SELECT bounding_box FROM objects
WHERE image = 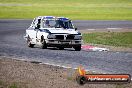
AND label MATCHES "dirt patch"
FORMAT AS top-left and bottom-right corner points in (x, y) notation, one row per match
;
(0, 56), (131, 88)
